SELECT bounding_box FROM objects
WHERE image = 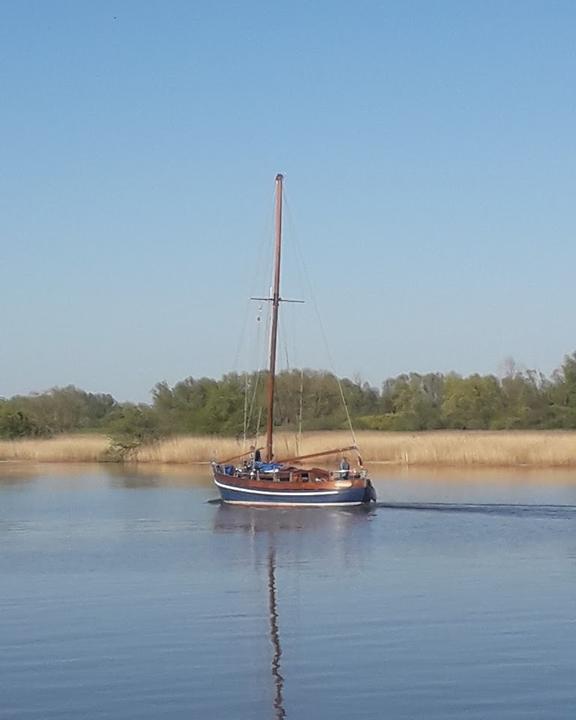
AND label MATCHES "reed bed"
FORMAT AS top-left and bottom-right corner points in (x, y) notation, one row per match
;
(132, 430), (576, 467)
(350, 431), (576, 468)
(1, 430), (576, 467)
(0, 434), (109, 463)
